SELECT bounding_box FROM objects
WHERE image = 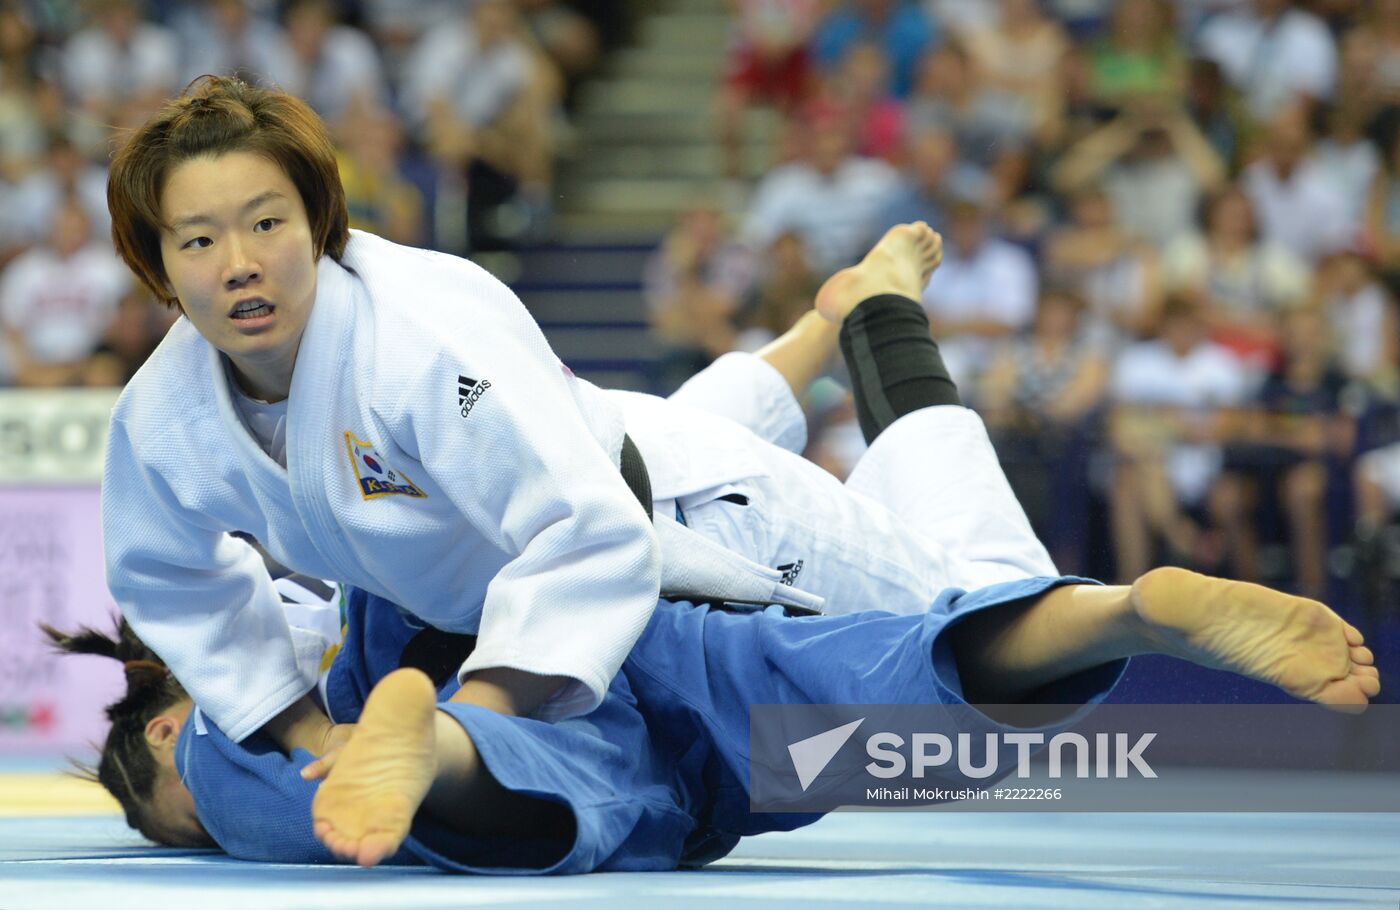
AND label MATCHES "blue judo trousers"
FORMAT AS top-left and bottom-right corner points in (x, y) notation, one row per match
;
(175, 576), (1126, 873)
